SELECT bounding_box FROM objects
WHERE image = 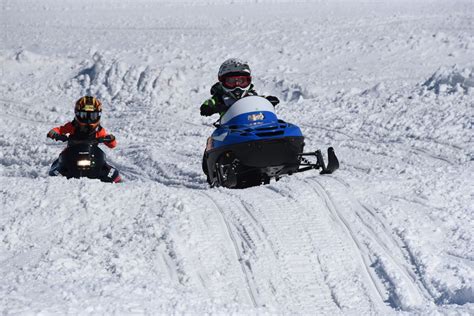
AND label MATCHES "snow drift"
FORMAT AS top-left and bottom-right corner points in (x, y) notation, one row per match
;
(423, 65), (474, 94)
